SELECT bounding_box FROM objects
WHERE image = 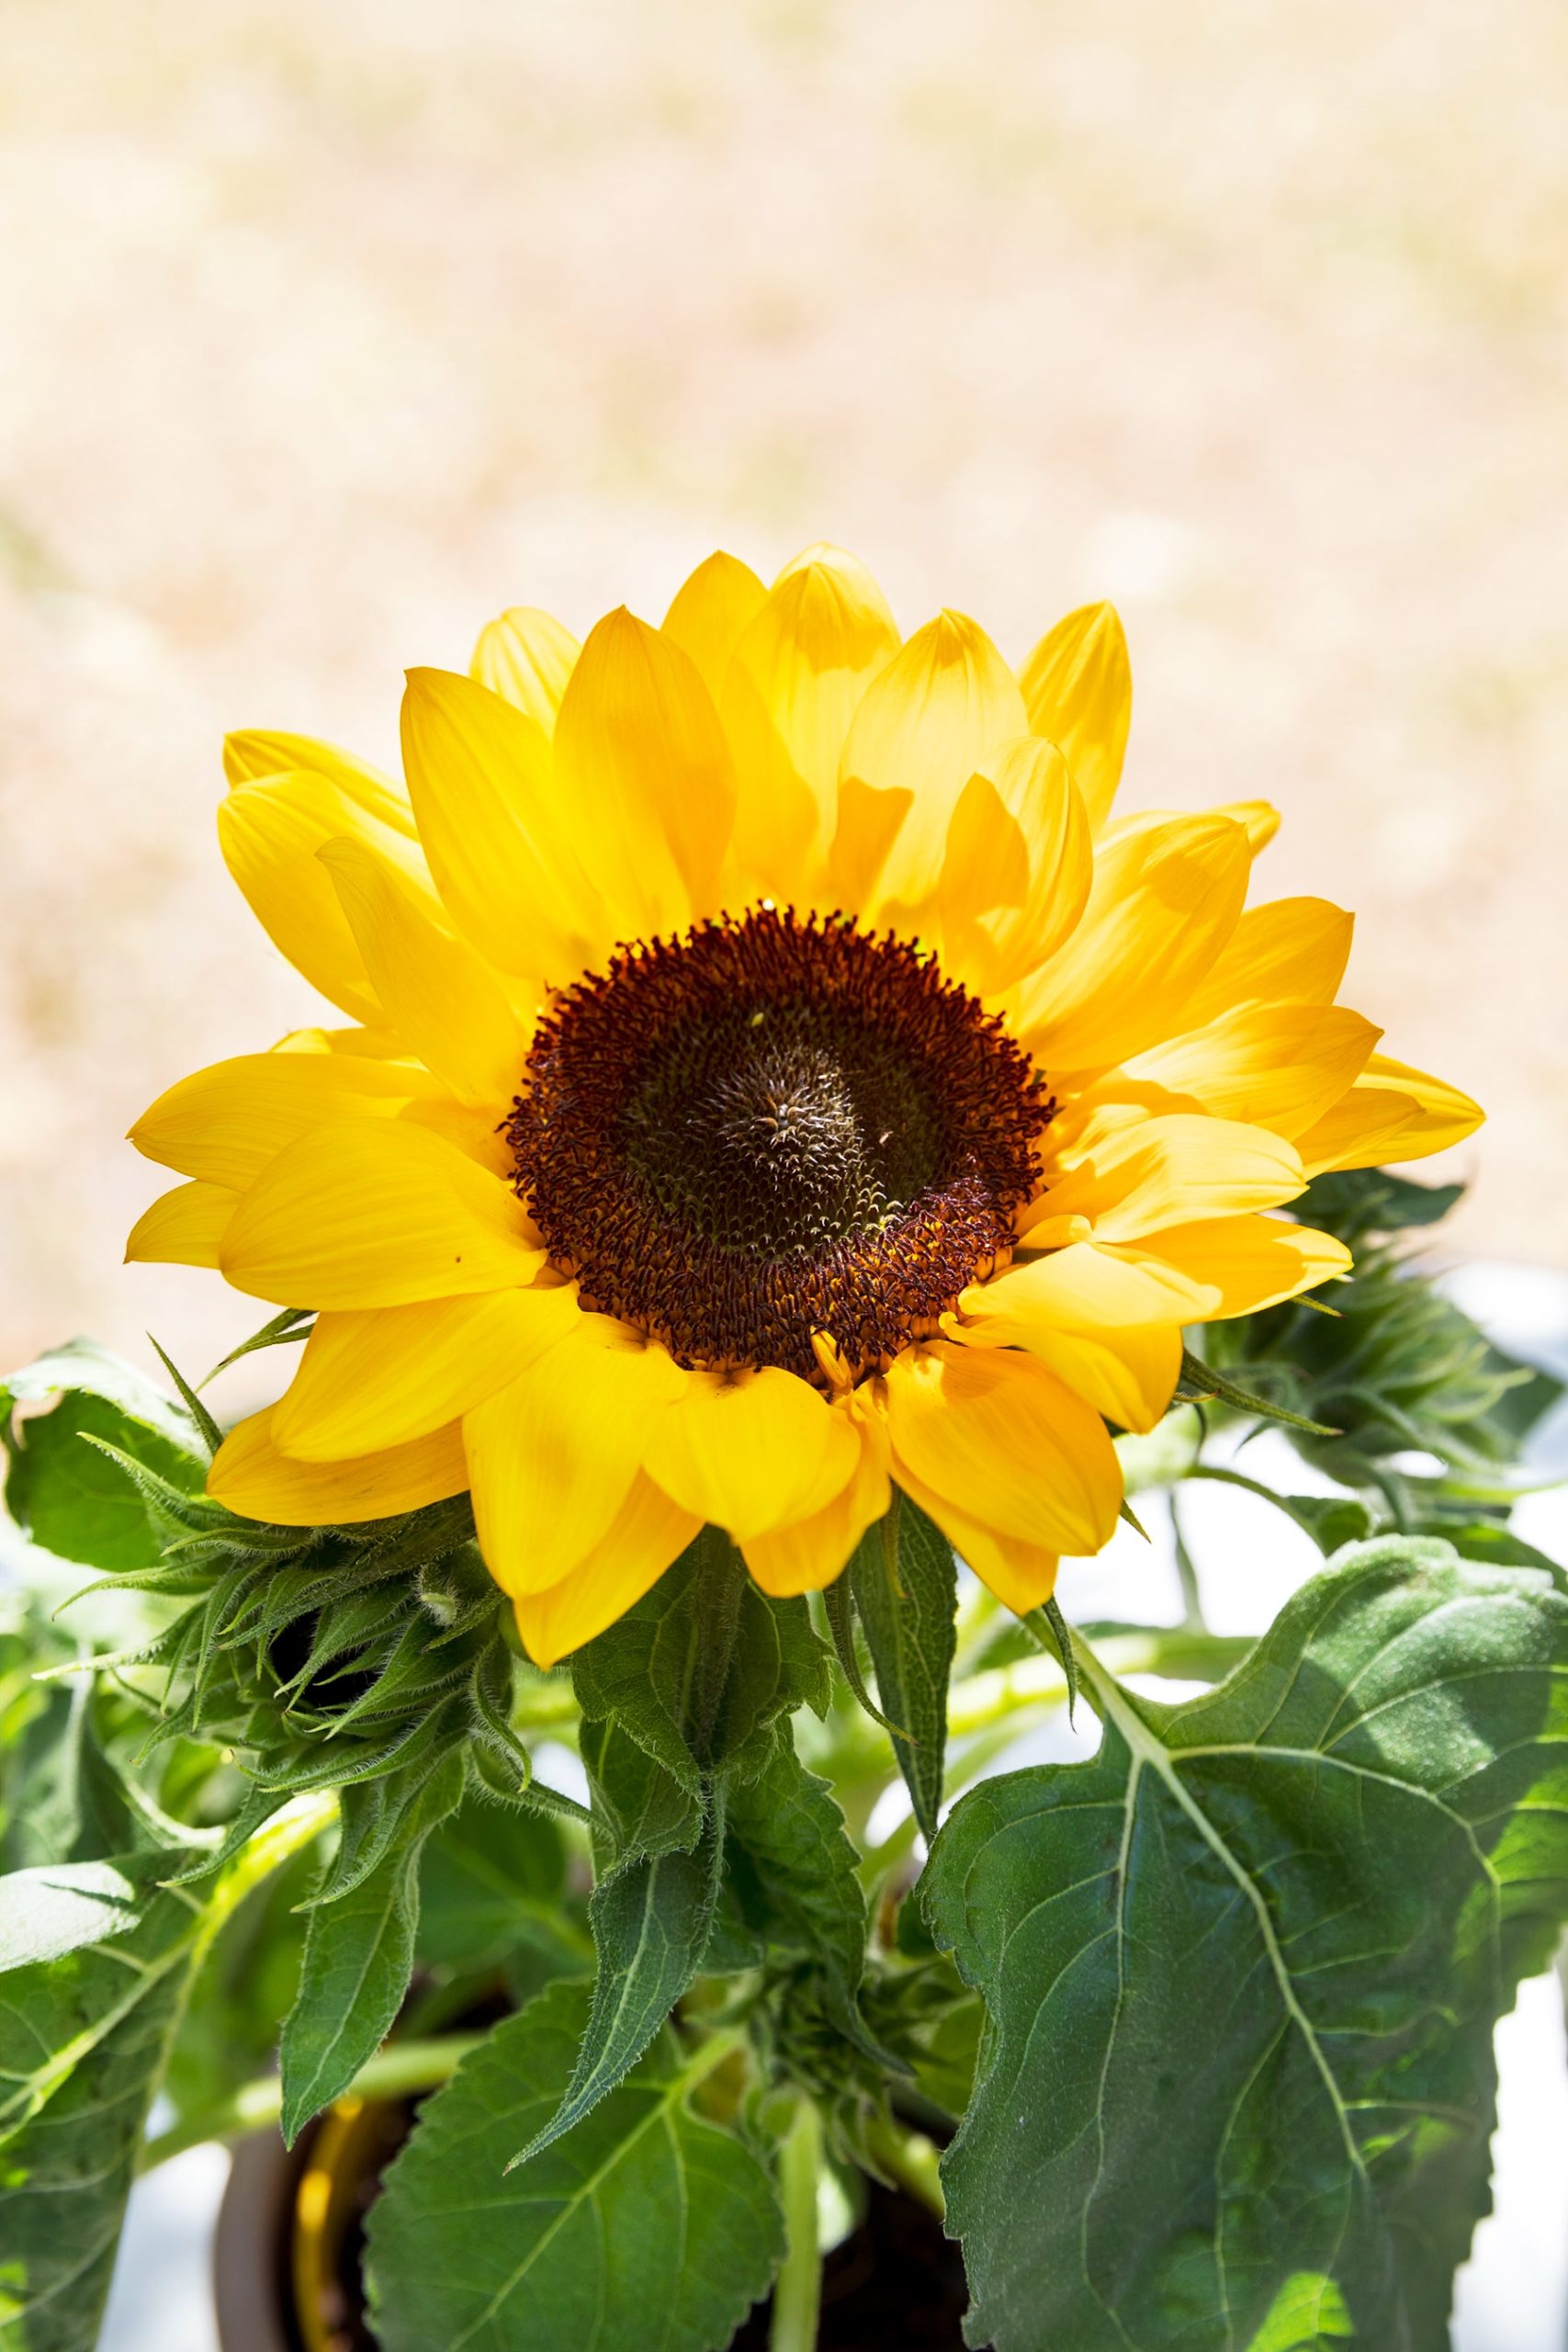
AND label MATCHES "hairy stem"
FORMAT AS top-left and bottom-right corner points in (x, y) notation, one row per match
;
(771, 2095), (825, 2352)
(141, 2031), (481, 2171)
(863, 2113), (946, 2219)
